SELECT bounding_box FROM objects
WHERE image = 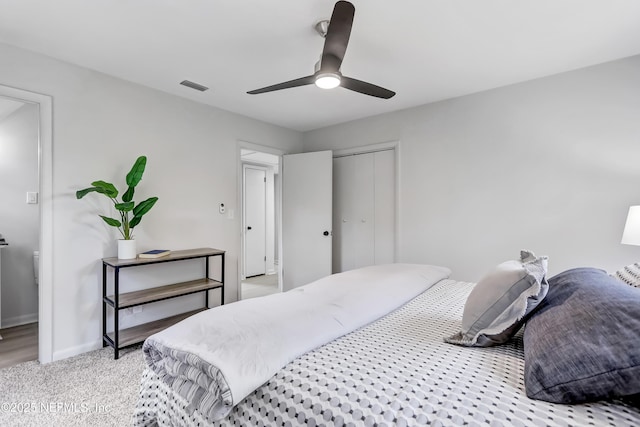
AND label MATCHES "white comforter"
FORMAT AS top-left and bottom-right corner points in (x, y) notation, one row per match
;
(143, 263), (450, 422)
